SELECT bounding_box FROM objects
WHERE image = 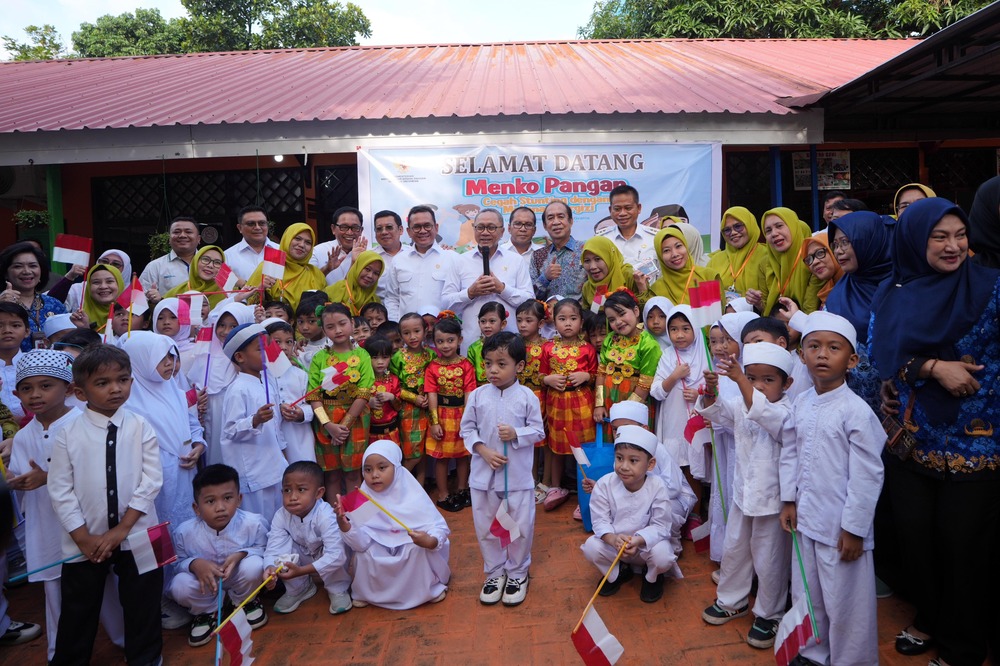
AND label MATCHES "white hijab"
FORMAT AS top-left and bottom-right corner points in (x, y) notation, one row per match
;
(122, 331), (190, 457)
(65, 249), (132, 312)
(642, 296), (674, 352)
(663, 304), (709, 389)
(719, 311), (760, 357)
(153, 297), (193, 357)
(186, 302), (254, 394)
(672, 222), (709, 267)
(358, 440), (449, 548)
